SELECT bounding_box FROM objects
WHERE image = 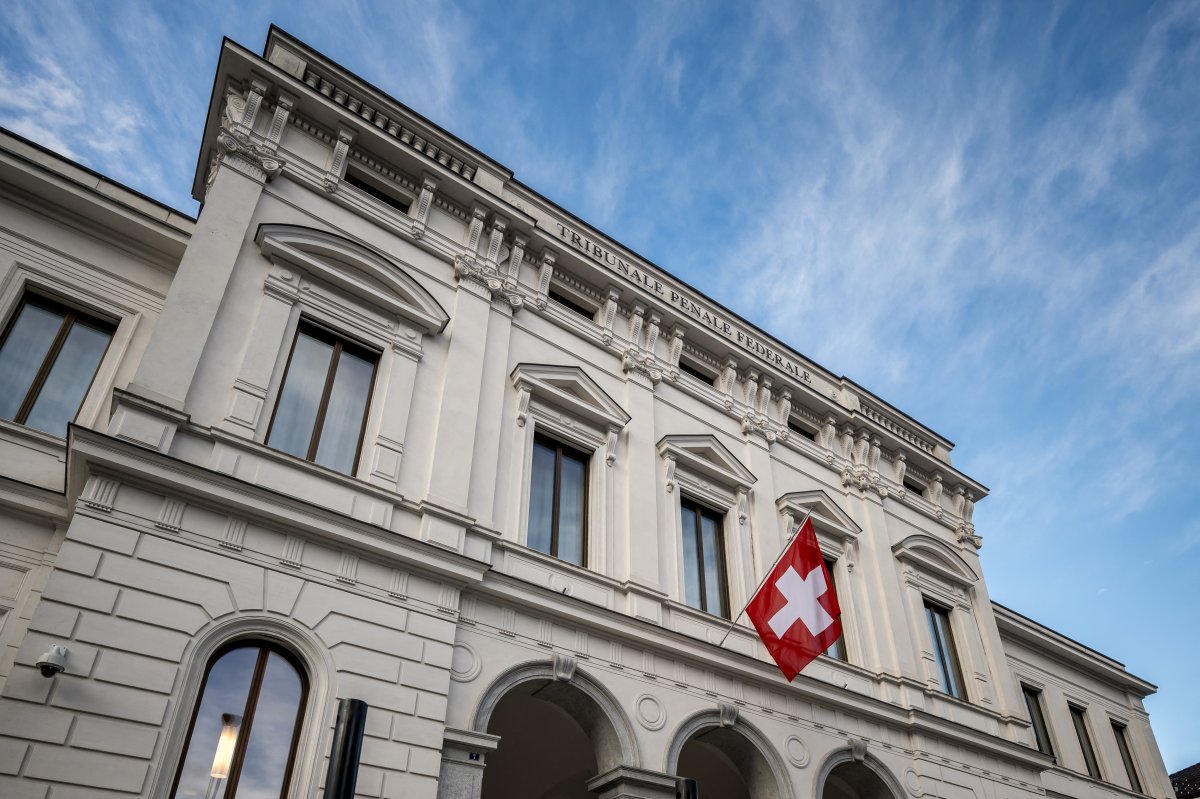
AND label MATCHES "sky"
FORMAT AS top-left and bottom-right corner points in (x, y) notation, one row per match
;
(1, 0), (1197, 775)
